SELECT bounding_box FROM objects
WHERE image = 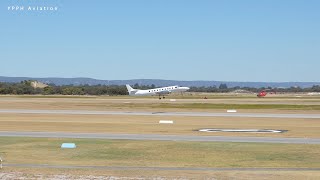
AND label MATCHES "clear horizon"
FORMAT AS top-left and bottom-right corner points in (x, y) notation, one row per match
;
(1, 75), (320, 83)
(1, 0), (319, 82)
